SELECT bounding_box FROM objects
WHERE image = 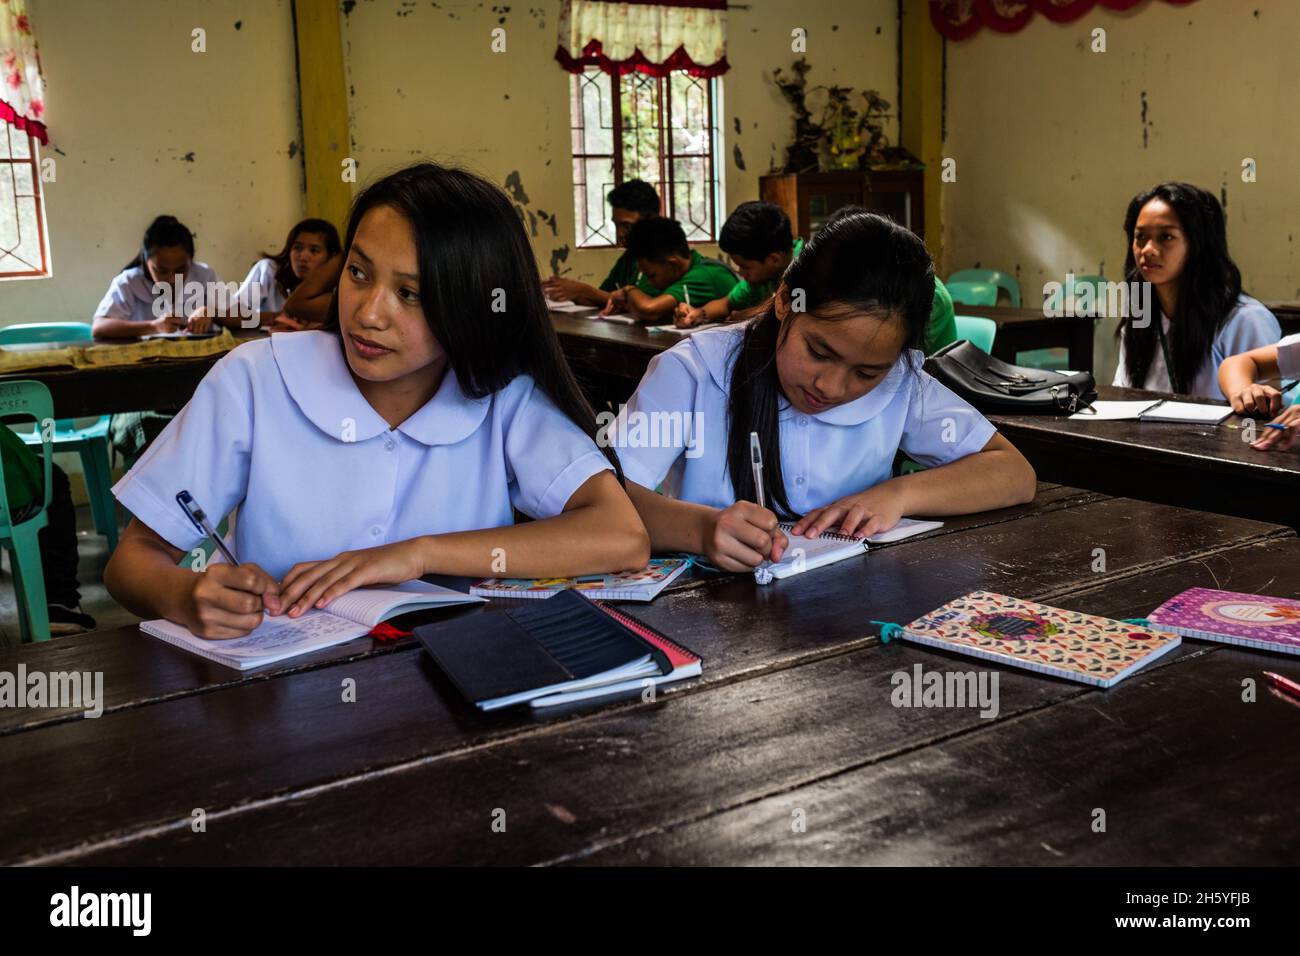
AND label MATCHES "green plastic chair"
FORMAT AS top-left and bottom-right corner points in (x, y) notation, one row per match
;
(948, 268), (1021, 308)
(0, 380), (53, 642)
(0, 322), (117, 553)
(954, 315), (997, 354)
(946, 281), (998, 308)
